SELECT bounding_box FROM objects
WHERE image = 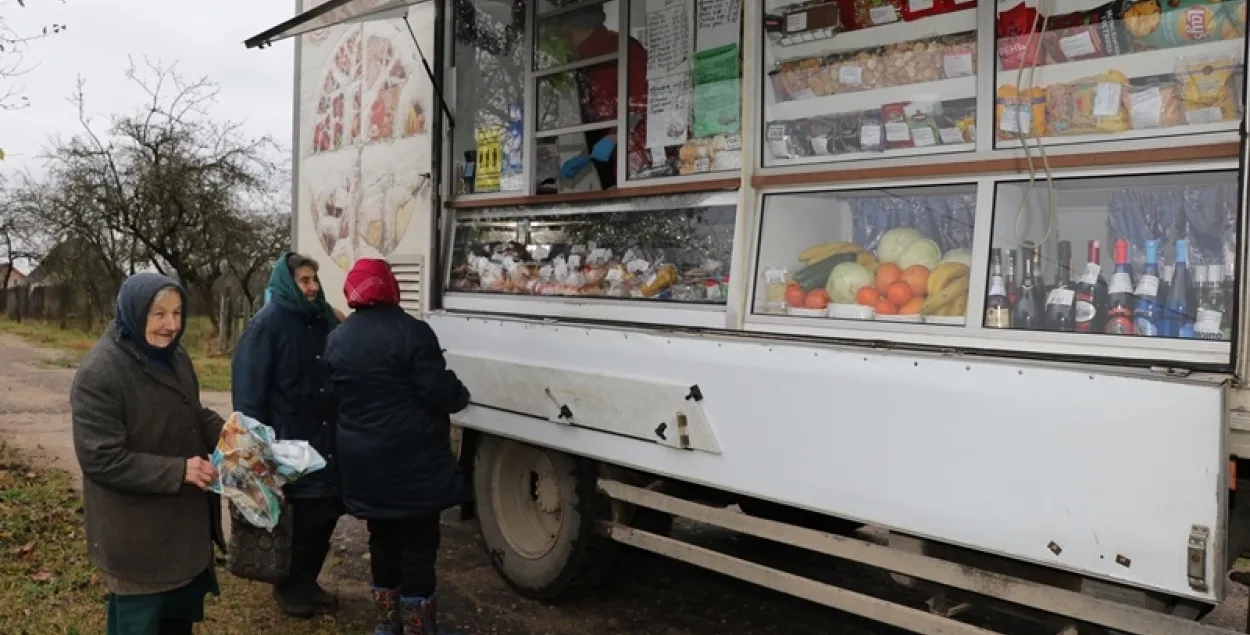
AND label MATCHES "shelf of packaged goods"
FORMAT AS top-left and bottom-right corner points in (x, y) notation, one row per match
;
(768, 75), (978, 121)
(766, 9), (978, 65)
(995, 38), (1246, 88)
(996, 120), (1240, 148)
(765, 142), (975, 167)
